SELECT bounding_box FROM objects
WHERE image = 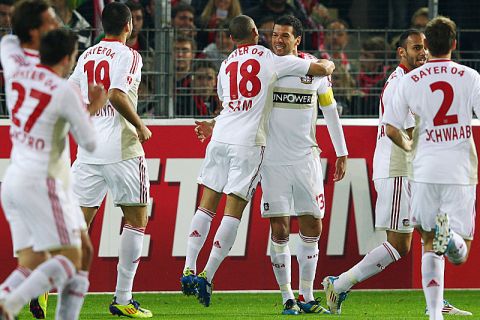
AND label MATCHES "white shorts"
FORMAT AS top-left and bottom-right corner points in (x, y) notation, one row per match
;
(374, 177), (413, 233)
(197, 140), (264, 201)
(72, 156), (150, 207)
(410, 181), (476, 240)
(260, 154), (325, 218)
(1, 168), (85, 252)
